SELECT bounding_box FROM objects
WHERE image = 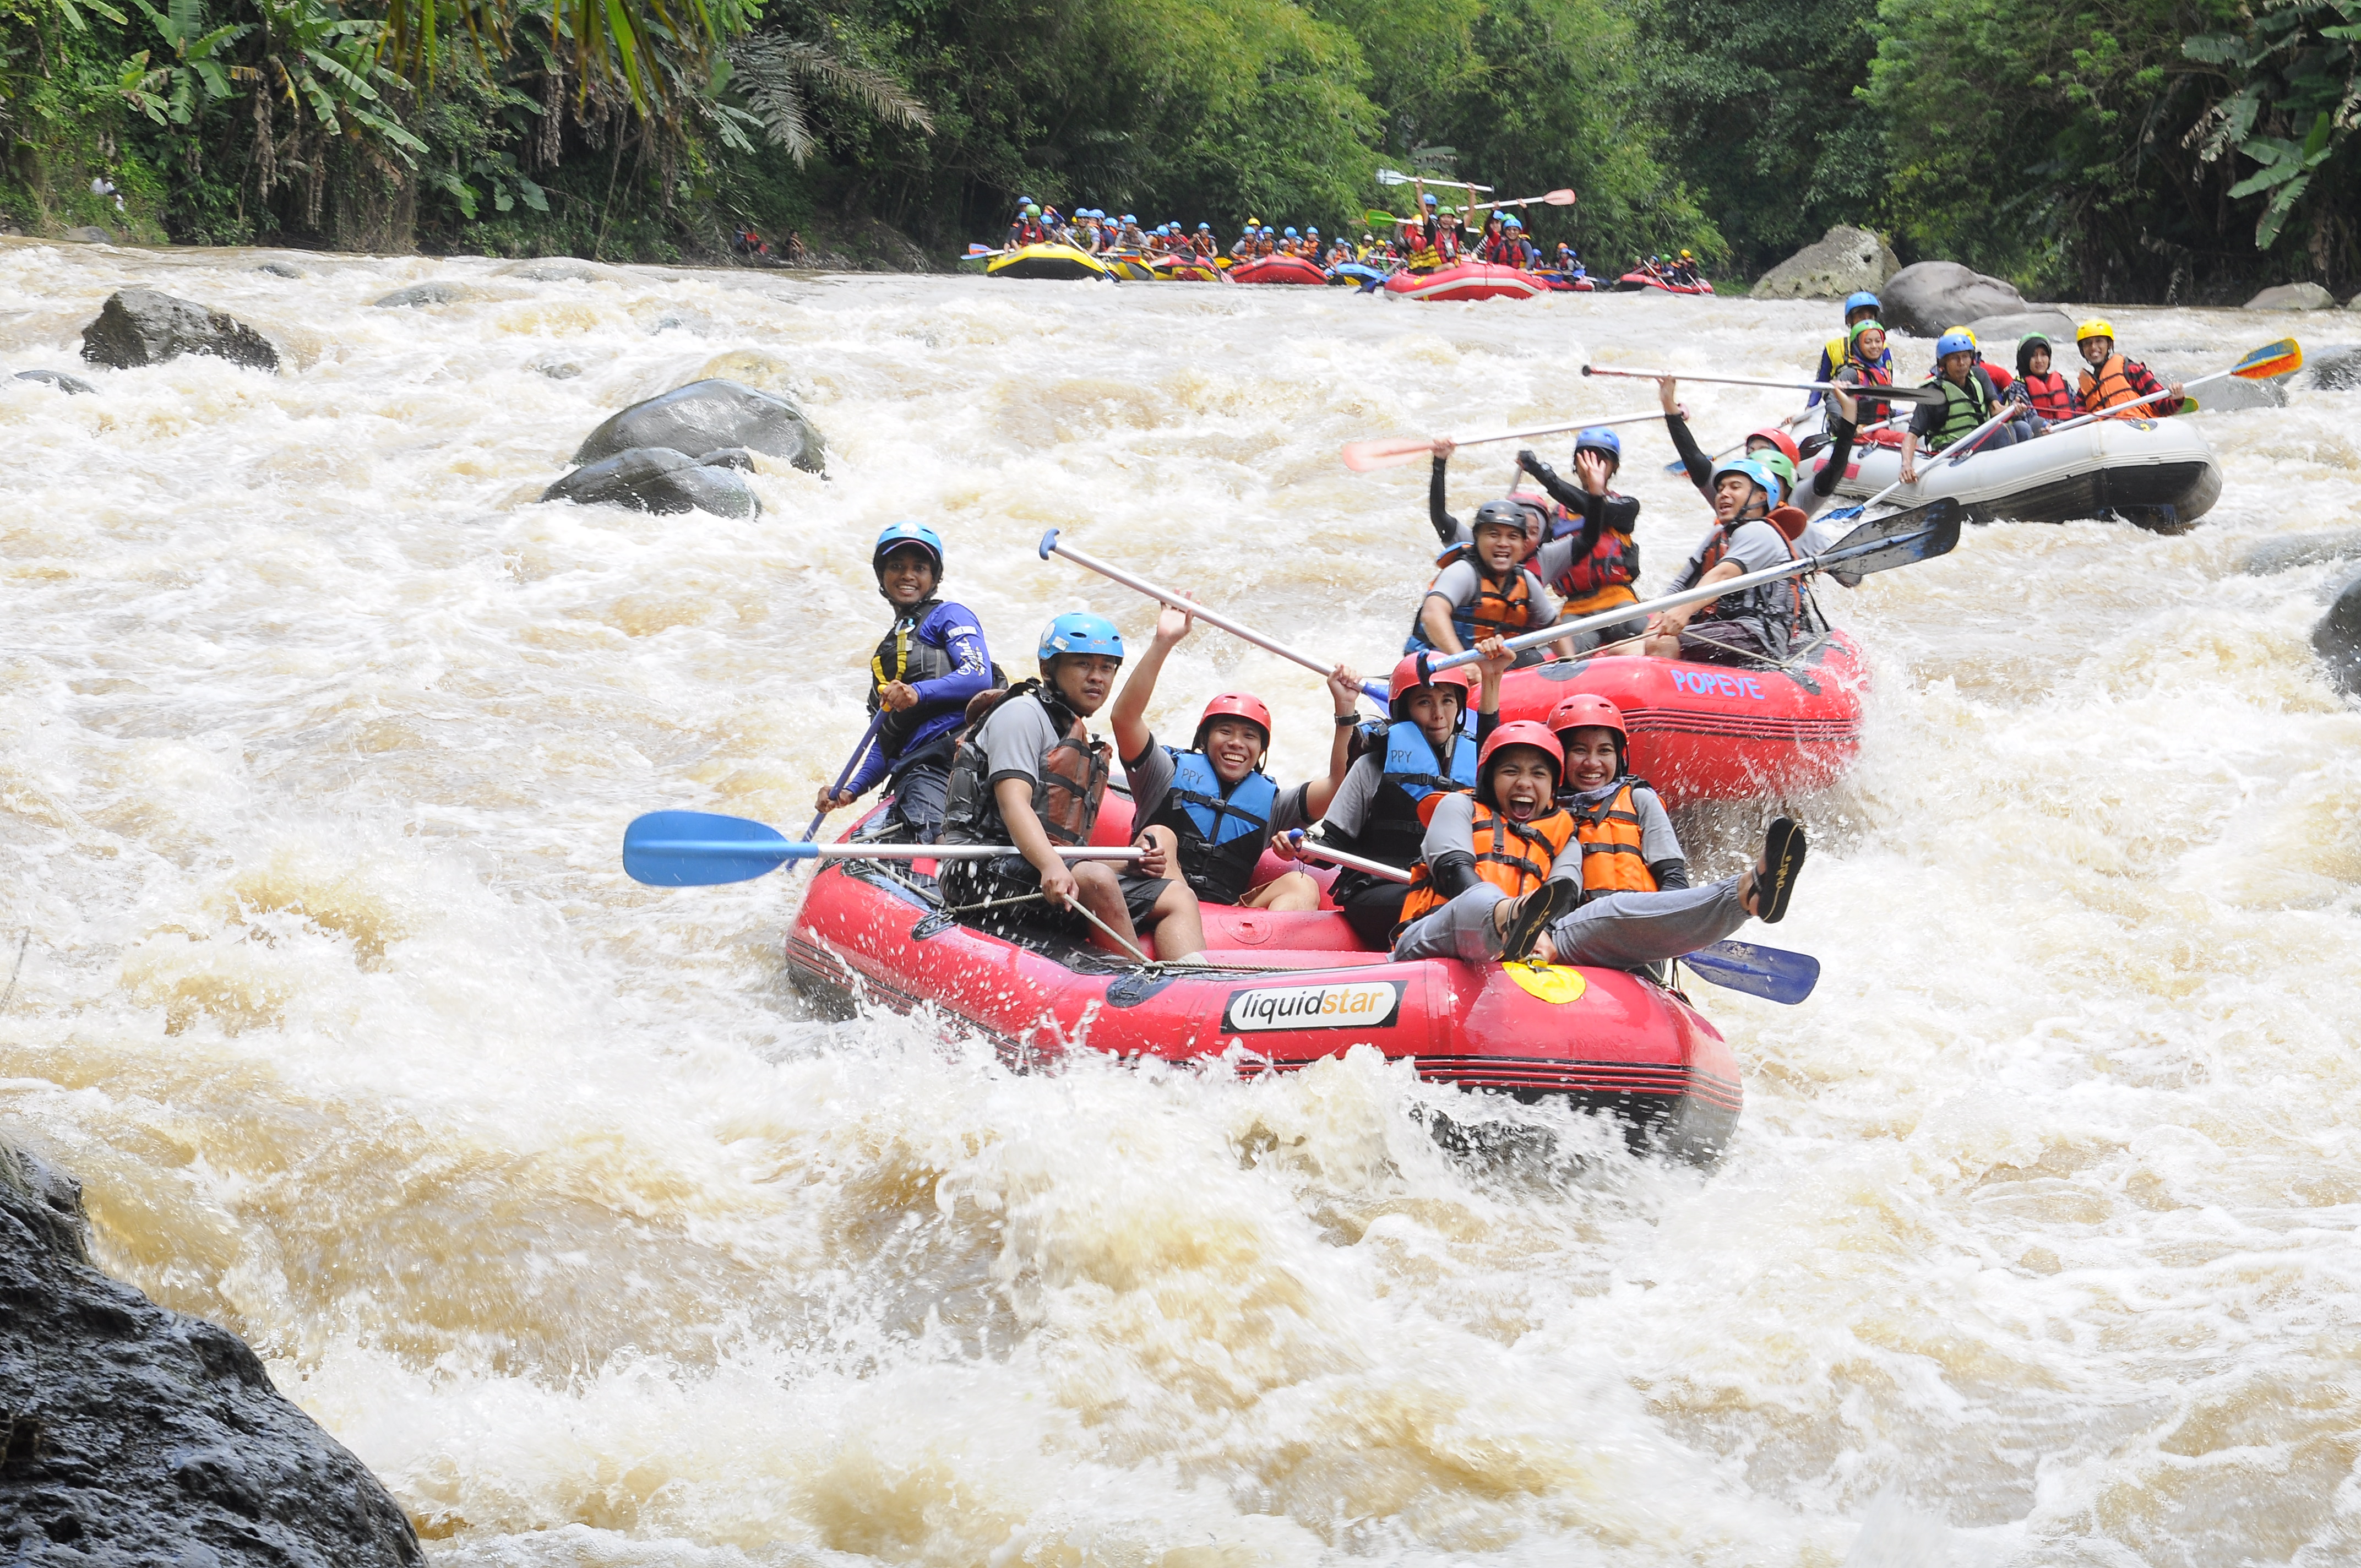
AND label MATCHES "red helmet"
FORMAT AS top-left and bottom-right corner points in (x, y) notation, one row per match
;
(1546, 693), (1628, 744)
(1387, 654), (1476, 717)
(1746, 426), (1802, 466)
(1477, 719), (1564, 781)
(1194, 691), (1272, 751)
